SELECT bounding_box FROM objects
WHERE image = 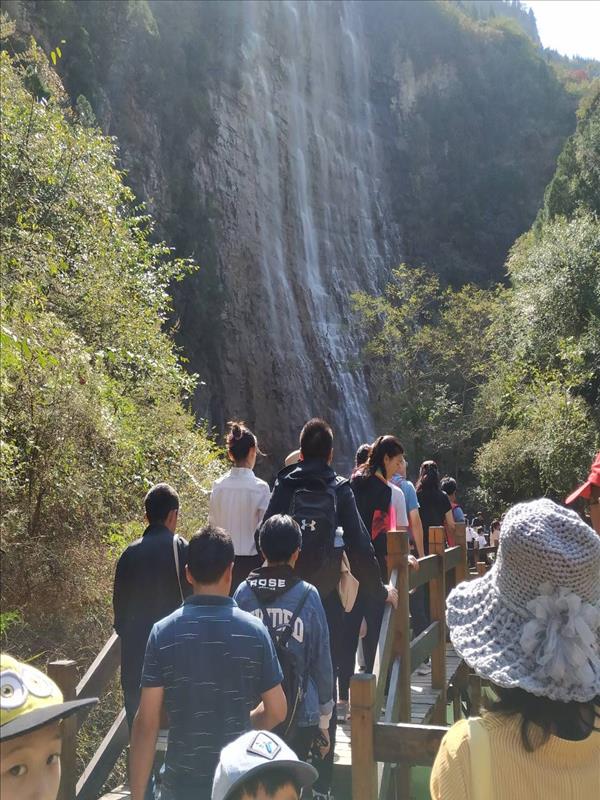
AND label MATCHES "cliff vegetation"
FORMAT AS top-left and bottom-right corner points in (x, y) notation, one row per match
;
(354, 86), (600, 511)
(0, 24), (223, 665)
